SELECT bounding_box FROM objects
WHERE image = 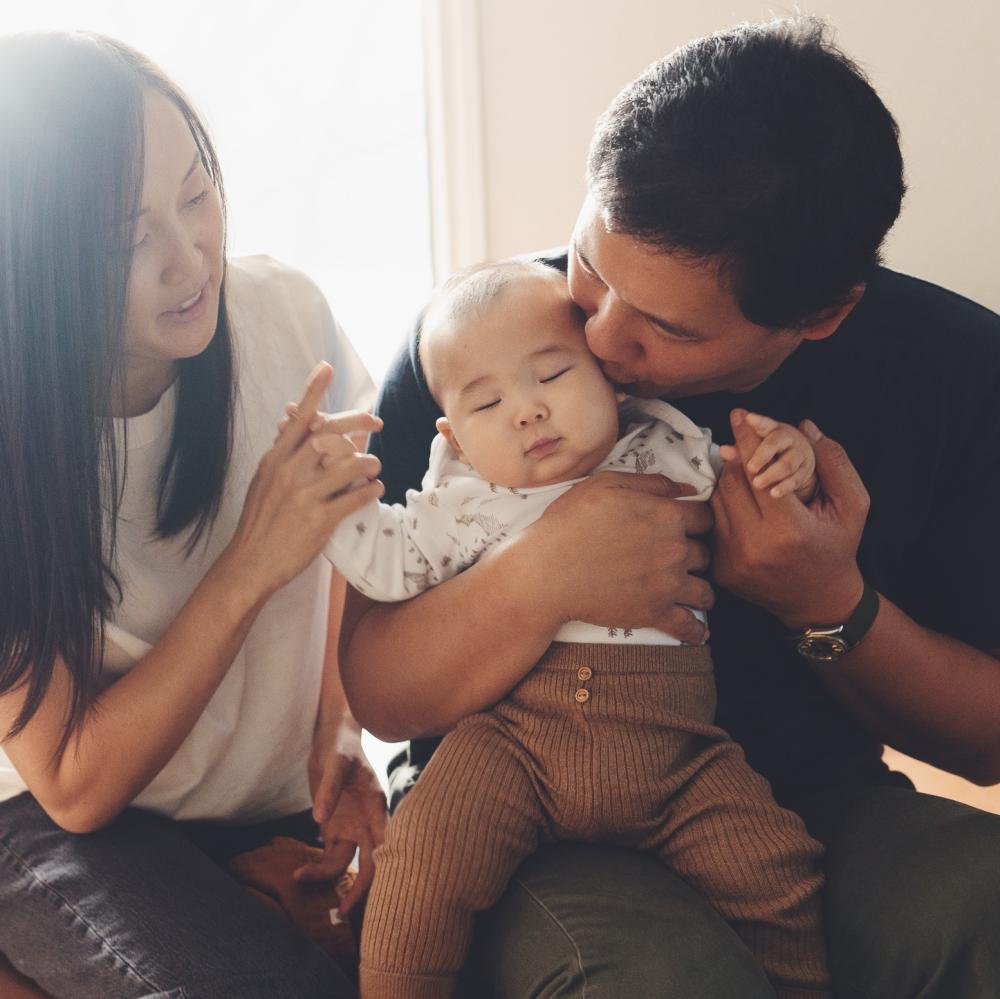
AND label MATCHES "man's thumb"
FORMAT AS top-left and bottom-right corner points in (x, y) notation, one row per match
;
(801, 420), (868, 510)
